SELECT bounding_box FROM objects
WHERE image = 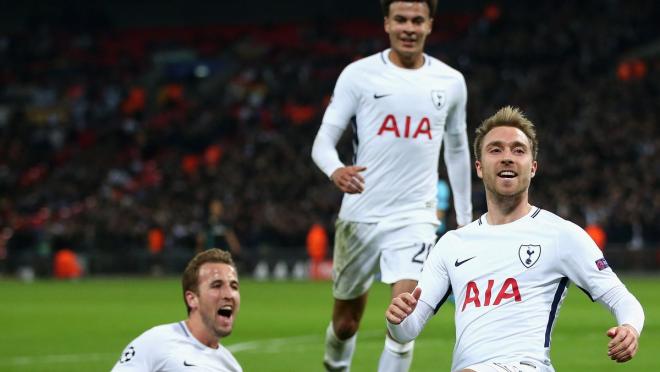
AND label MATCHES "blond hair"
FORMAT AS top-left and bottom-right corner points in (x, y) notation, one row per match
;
(474, 106), (538, 160)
